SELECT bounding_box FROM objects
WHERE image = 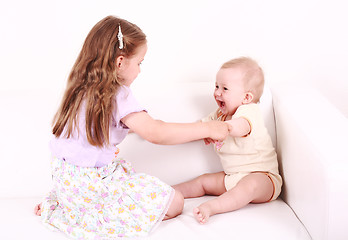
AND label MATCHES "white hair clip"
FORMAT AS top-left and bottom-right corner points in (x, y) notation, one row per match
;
(118, 25), (124, 49)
